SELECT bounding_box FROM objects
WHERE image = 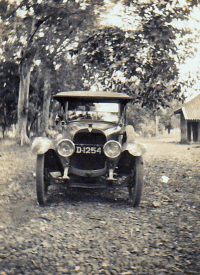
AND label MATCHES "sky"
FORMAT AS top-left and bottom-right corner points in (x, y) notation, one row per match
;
(174, 6), (200, 100)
